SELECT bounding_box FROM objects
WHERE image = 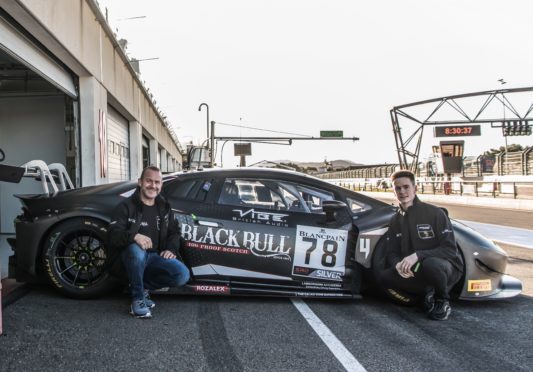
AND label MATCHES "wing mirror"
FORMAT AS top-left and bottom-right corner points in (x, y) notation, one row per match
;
(322, 200), (347, 224)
